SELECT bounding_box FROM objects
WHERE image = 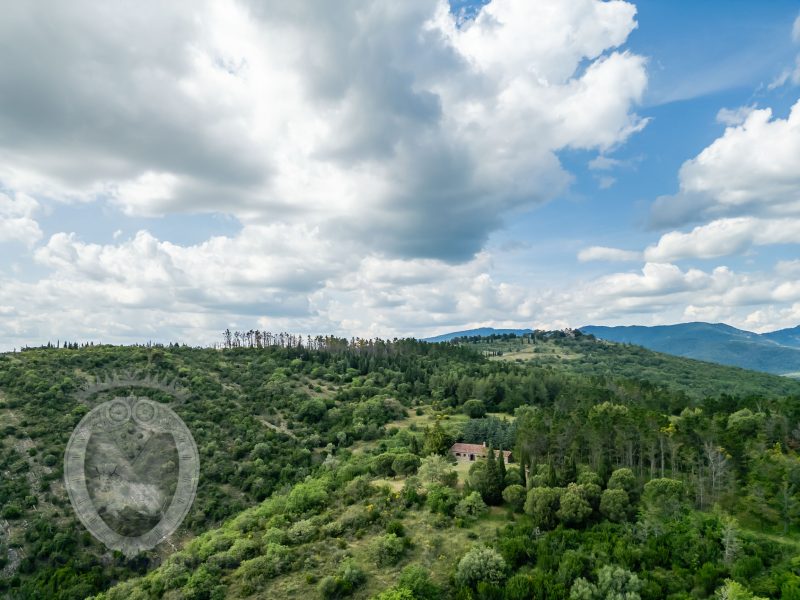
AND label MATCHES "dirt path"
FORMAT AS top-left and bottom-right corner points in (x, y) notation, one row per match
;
(257, 416), (298, 440)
